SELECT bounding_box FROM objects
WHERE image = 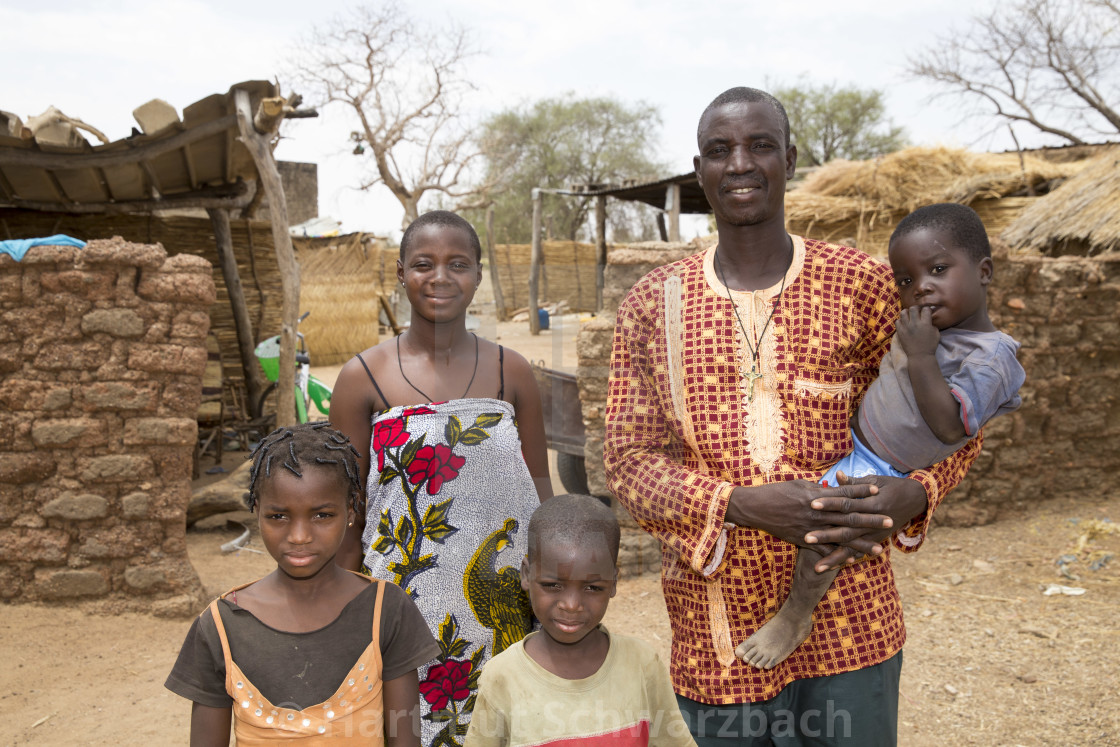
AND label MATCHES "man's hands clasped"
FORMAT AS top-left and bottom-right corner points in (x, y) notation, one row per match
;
(726, 473), (929, 572)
